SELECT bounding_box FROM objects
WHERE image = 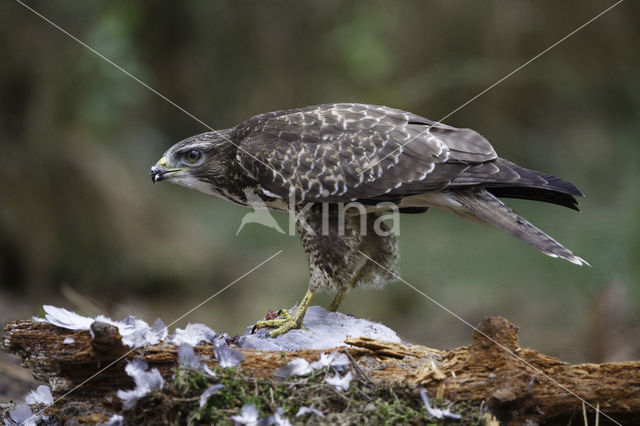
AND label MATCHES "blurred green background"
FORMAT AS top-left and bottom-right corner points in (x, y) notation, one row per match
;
(1, 0), (638, 382)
